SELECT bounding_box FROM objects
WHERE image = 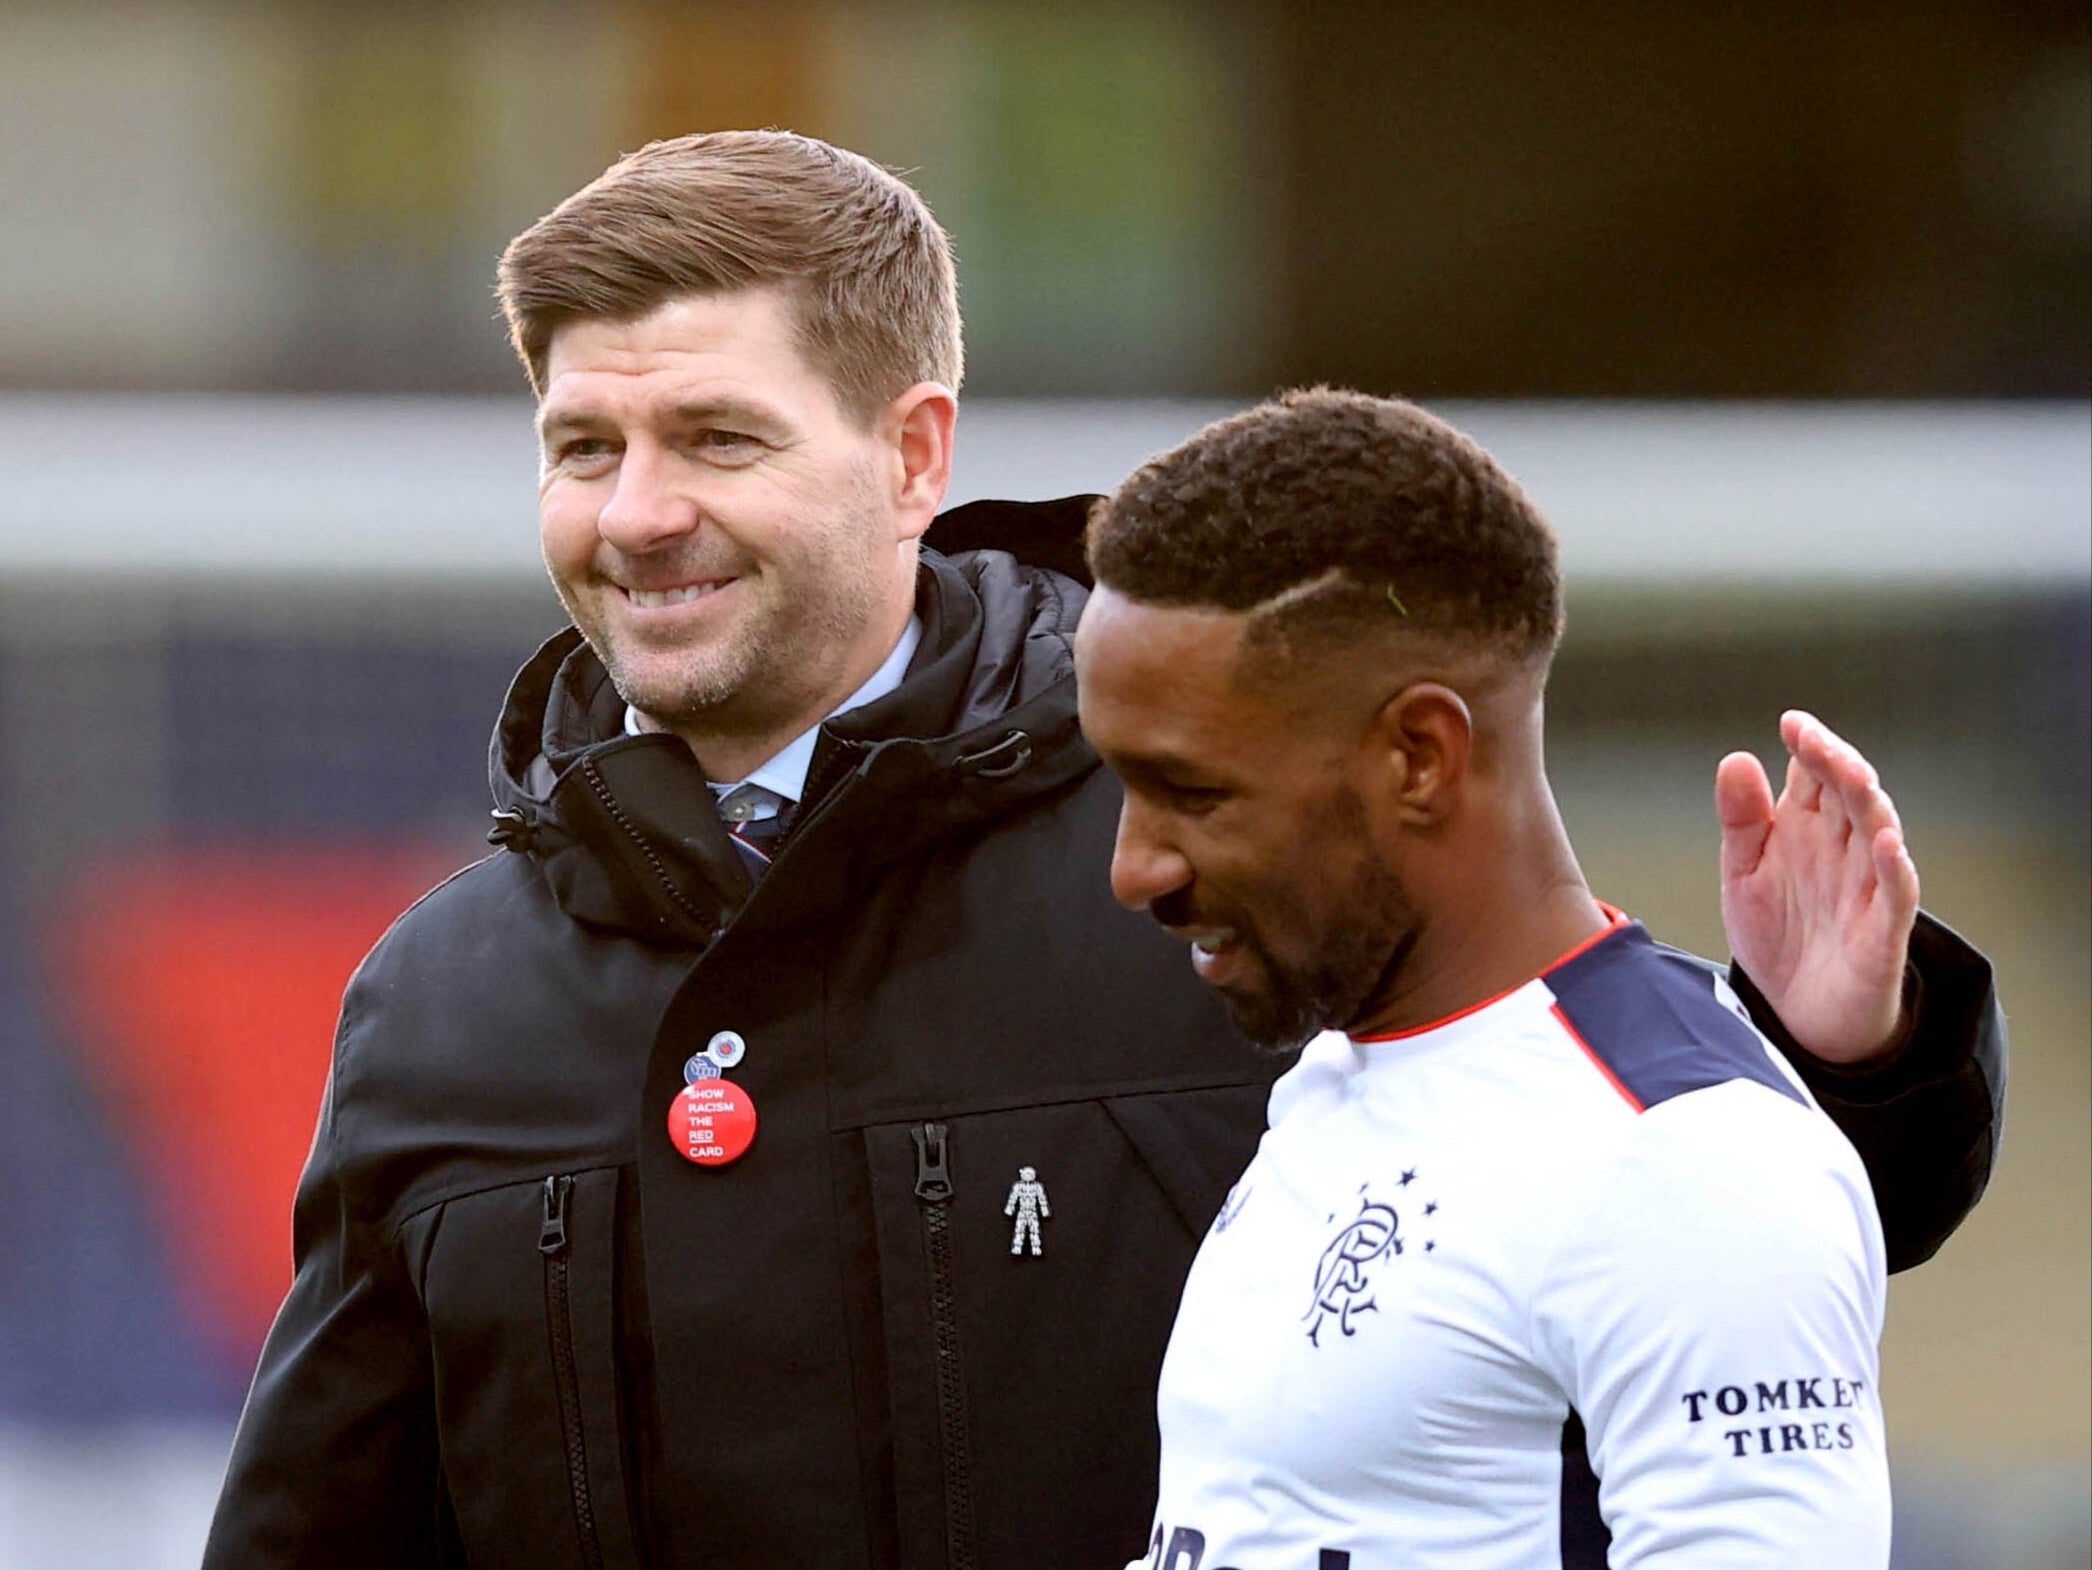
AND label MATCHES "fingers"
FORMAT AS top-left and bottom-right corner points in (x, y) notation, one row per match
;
(1716, 750), (1776, 880)
(1870, 821), (1921, 928)
(1779, 710), (1827, 811)
(1785, 709), (1877, 793)
(1781, 748), (1825, 813)
(1785, 708), (1902, 847)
